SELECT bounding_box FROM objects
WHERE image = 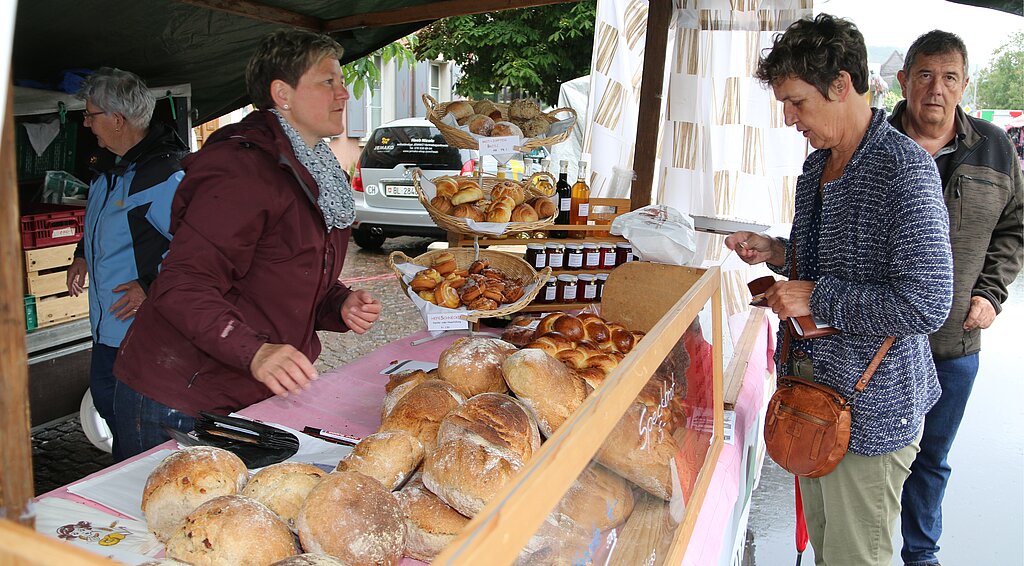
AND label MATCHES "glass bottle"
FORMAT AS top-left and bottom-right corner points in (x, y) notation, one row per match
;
(496, 162), (508, 180)
(569, 160), (590, 238)
(551, 160), (571, 239)
(531, 158), (553, 198)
